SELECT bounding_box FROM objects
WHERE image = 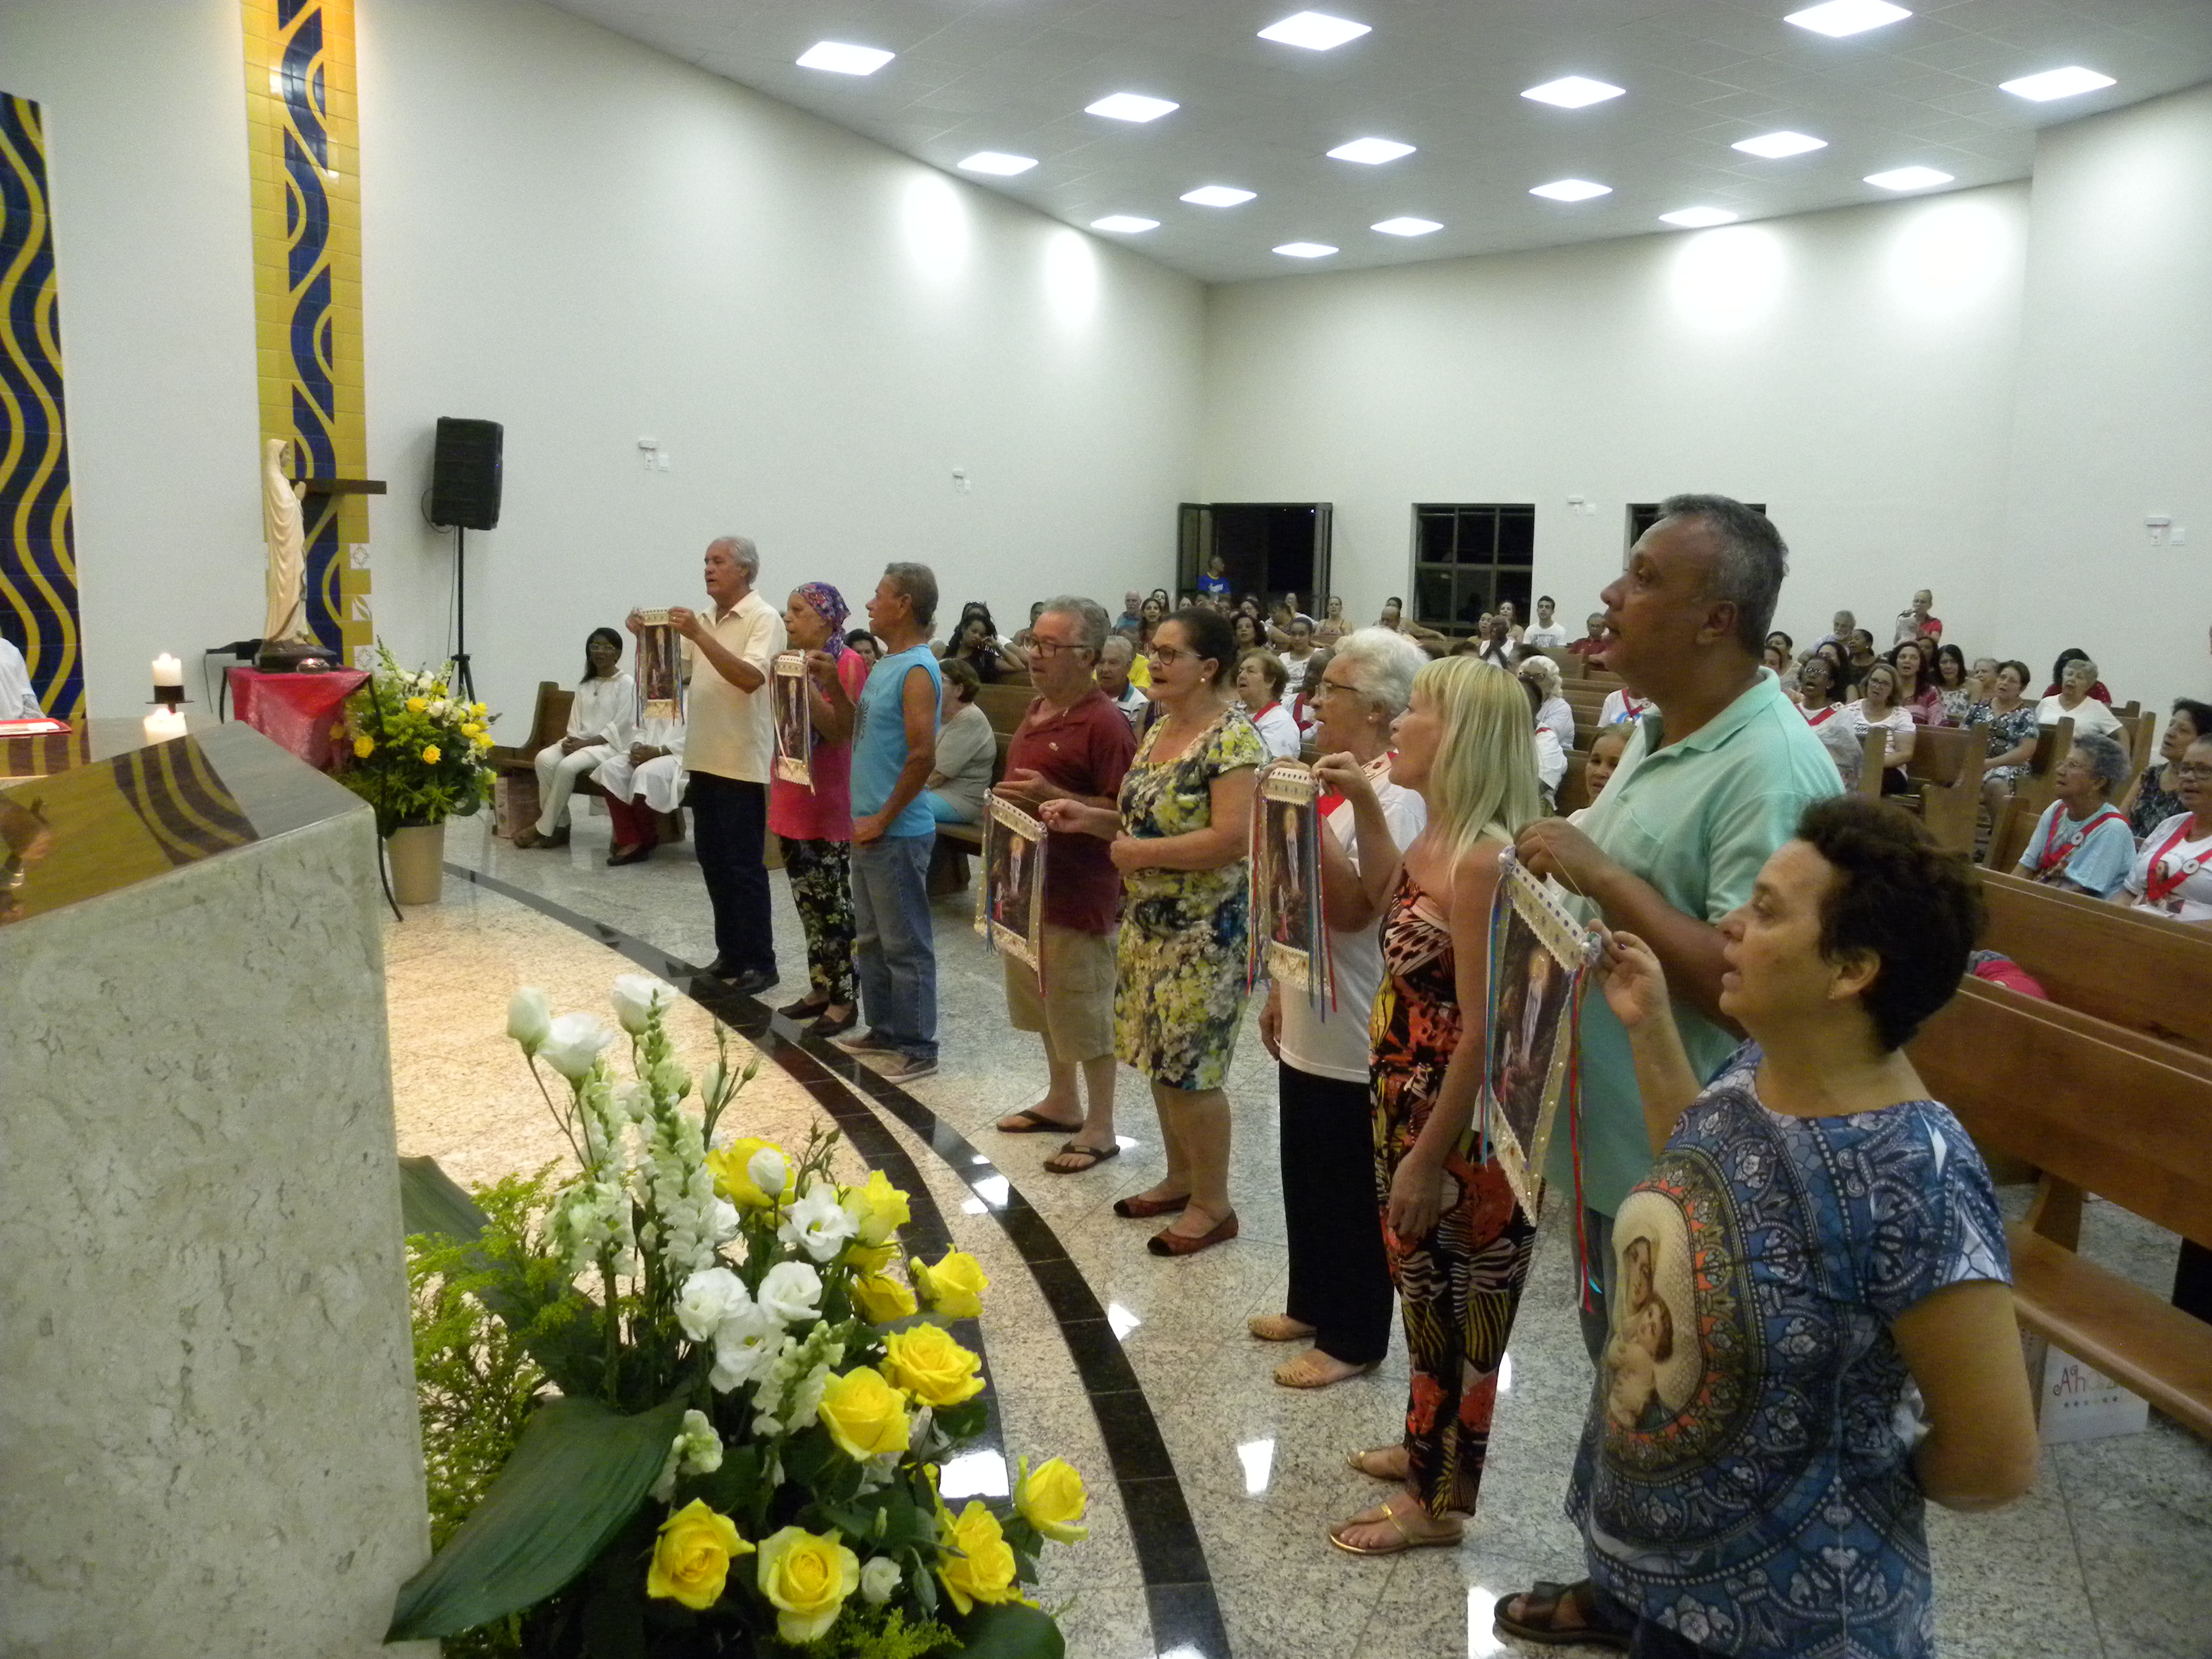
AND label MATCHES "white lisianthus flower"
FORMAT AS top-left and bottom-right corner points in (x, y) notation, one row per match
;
(859, 1556), (901, 1605)
(505, 987), (552, 1055)
(676, 1266), (753, 1343)
(709, 1305), (781, 1392)
(747, 1146), (790, 1207)
(756, 1260), (823, 1327)
(676, 1407), (723, 1475)
(539, 1012), (616, 1081)
(779, 1183), (858, 1264)
(708, 1198), (740, 1244)
(611, 972), (677, 1036)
